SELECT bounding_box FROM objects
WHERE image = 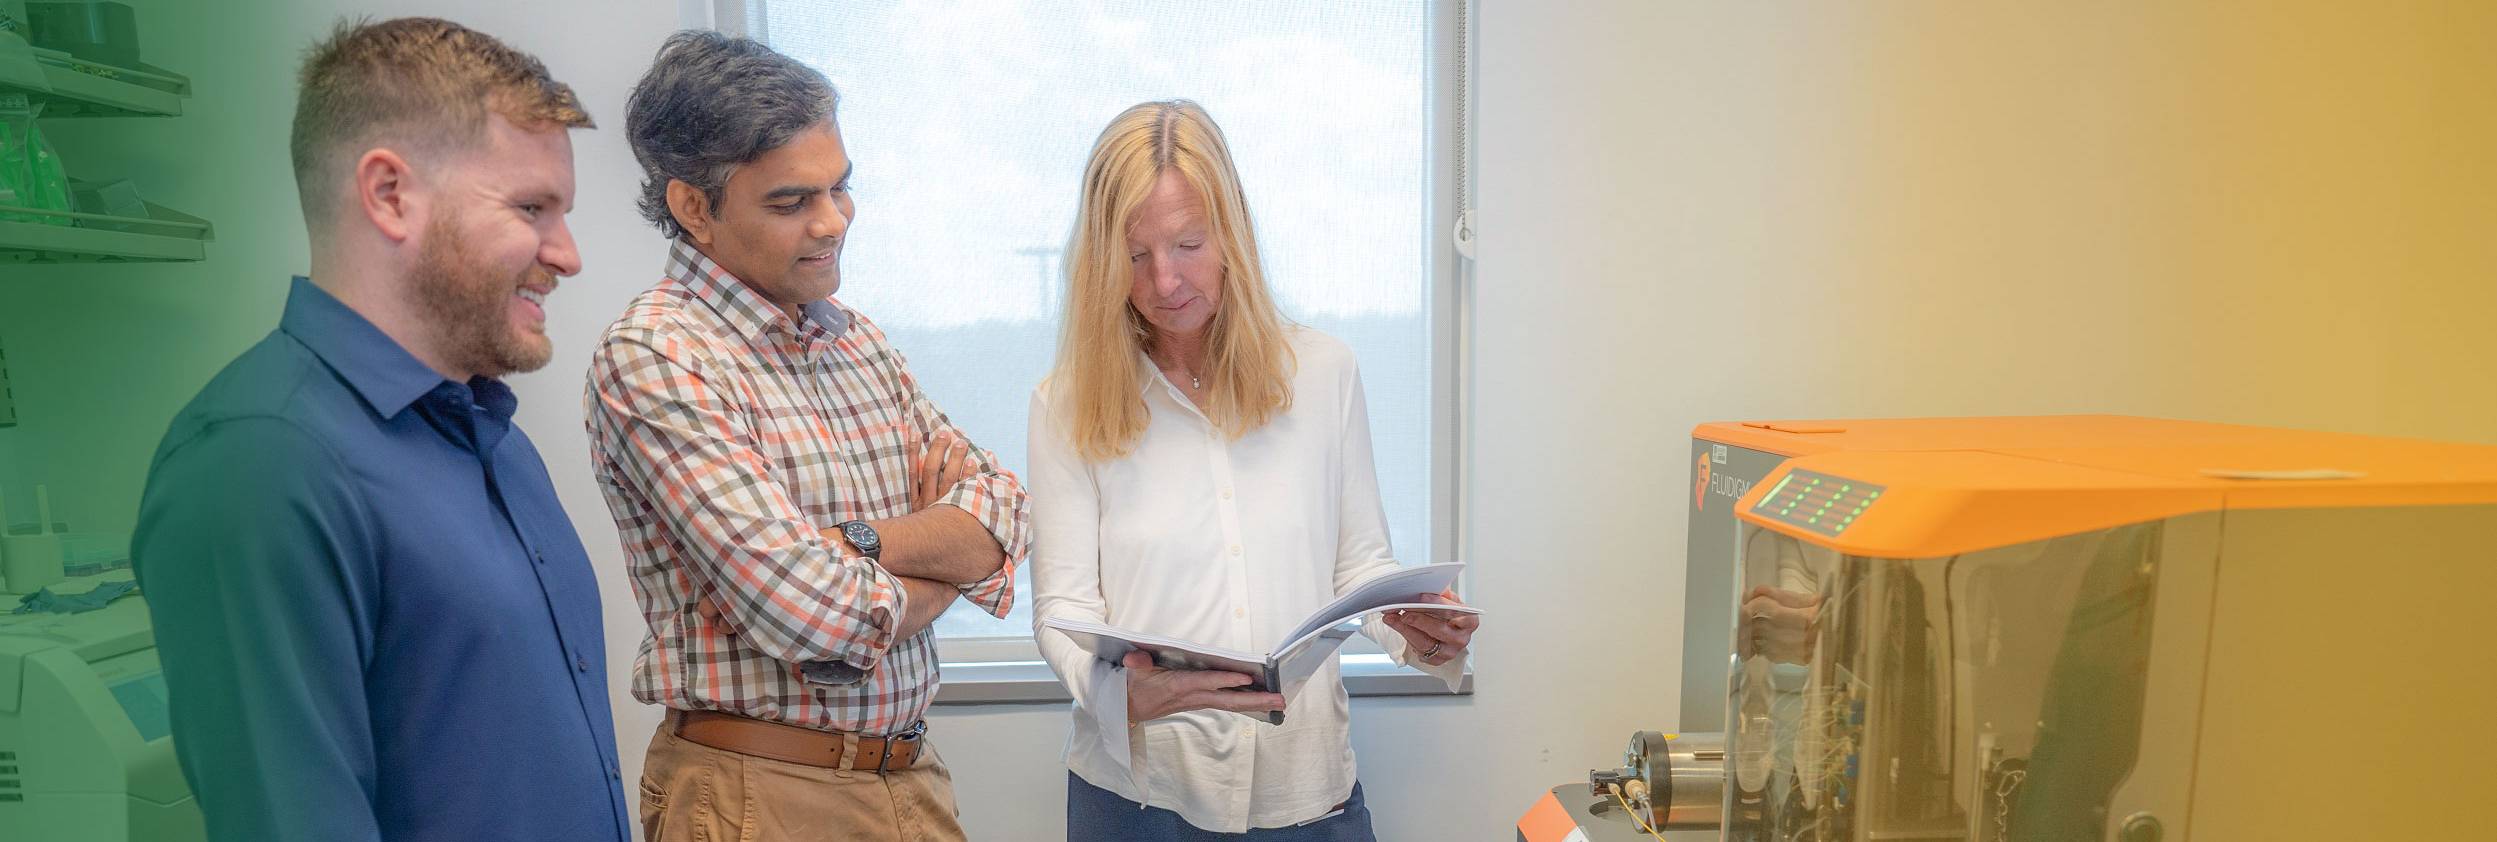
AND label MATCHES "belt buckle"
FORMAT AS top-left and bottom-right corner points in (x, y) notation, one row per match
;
(875, 720), (926, 775)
